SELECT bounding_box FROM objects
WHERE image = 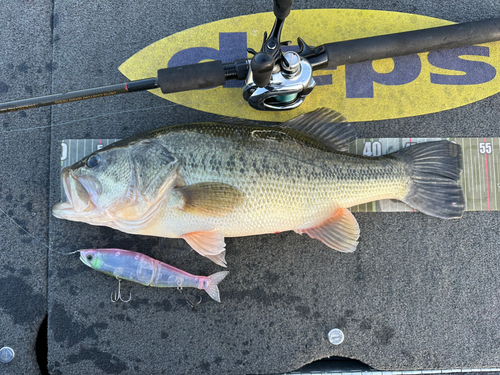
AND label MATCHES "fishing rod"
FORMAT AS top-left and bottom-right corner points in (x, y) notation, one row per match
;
(1, 0), (500, 113)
